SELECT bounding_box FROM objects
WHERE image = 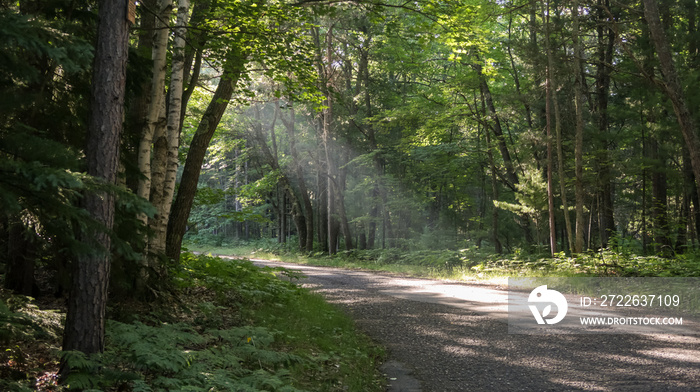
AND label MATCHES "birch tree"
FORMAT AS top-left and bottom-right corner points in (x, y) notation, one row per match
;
(138, 0), (171, 214)
(149, 0), (190, 257)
